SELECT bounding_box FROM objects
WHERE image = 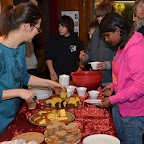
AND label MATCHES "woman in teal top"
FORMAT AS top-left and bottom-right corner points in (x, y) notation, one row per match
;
(0, 3), (64, 134)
